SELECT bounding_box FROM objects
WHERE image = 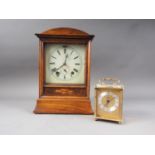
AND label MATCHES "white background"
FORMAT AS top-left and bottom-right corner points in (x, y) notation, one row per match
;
(0, 0), (155, 155)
